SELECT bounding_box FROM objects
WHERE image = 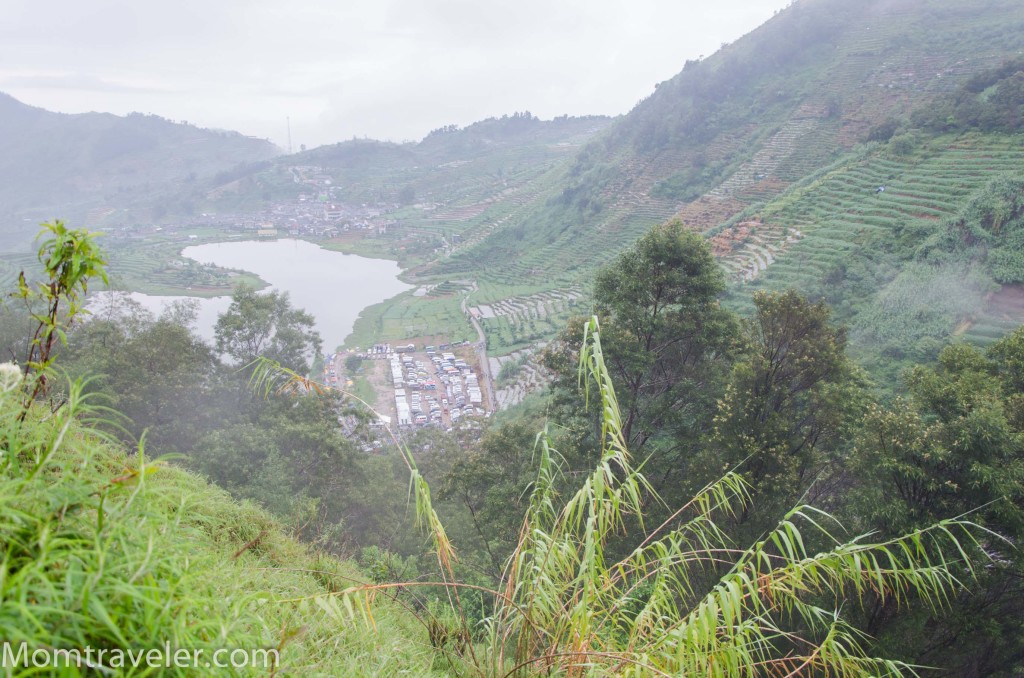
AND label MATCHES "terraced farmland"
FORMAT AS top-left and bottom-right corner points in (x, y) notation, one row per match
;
(714, 222), (805, 282)
(345, 292), (476, 351)
(0, 251), (35, 291)
(472, 288), (582, 357)
(737, 132), (1024, 328)
(490, 349), (550, 409)
(962, 285), (1024, 346)
(102, 234), (265, 296)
